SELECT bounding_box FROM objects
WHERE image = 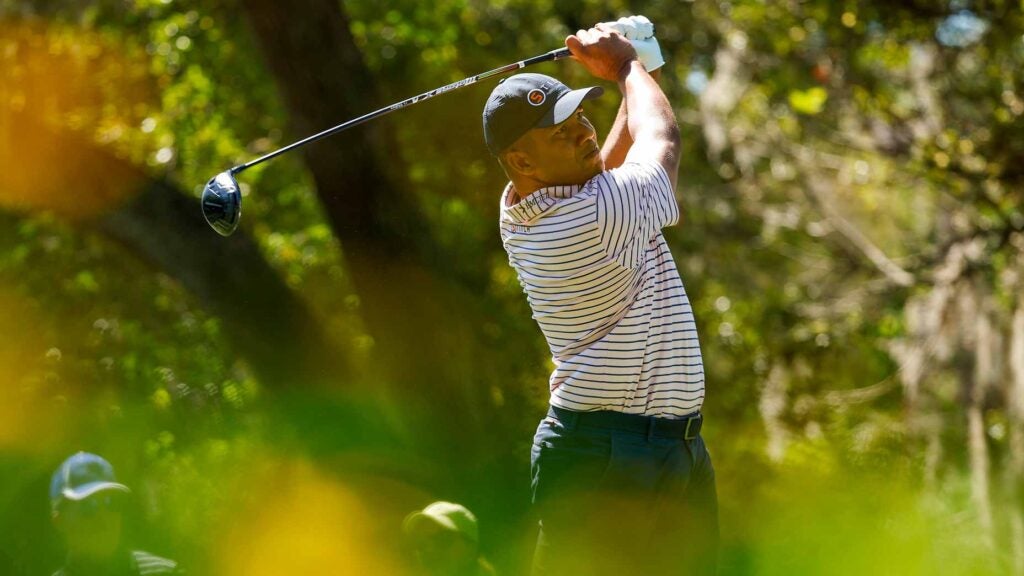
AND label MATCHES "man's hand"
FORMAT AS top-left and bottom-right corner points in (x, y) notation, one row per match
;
(565, 24), (637, 82)
(602, 16), (665, 72)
